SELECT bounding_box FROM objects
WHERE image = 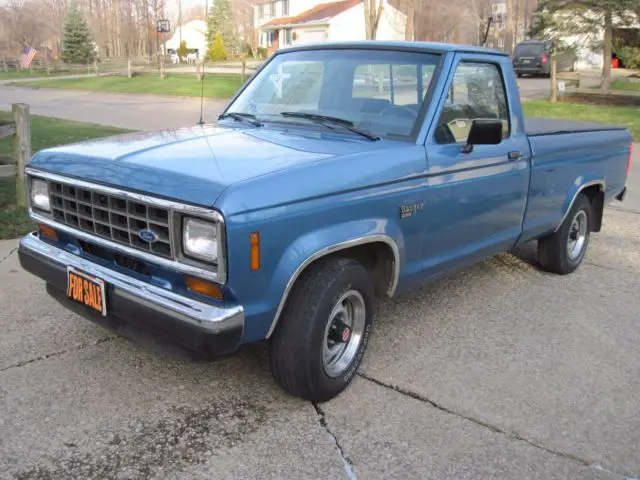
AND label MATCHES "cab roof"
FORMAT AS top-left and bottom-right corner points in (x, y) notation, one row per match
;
(277, 40), (508, 57)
